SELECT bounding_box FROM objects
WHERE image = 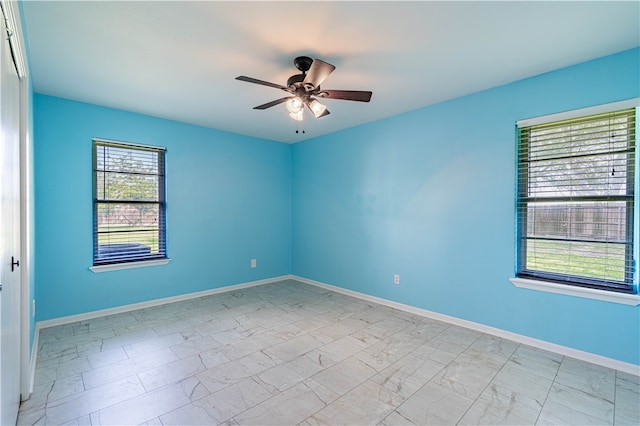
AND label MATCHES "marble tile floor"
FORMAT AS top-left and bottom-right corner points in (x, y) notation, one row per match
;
(17, 279), (639, 426)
